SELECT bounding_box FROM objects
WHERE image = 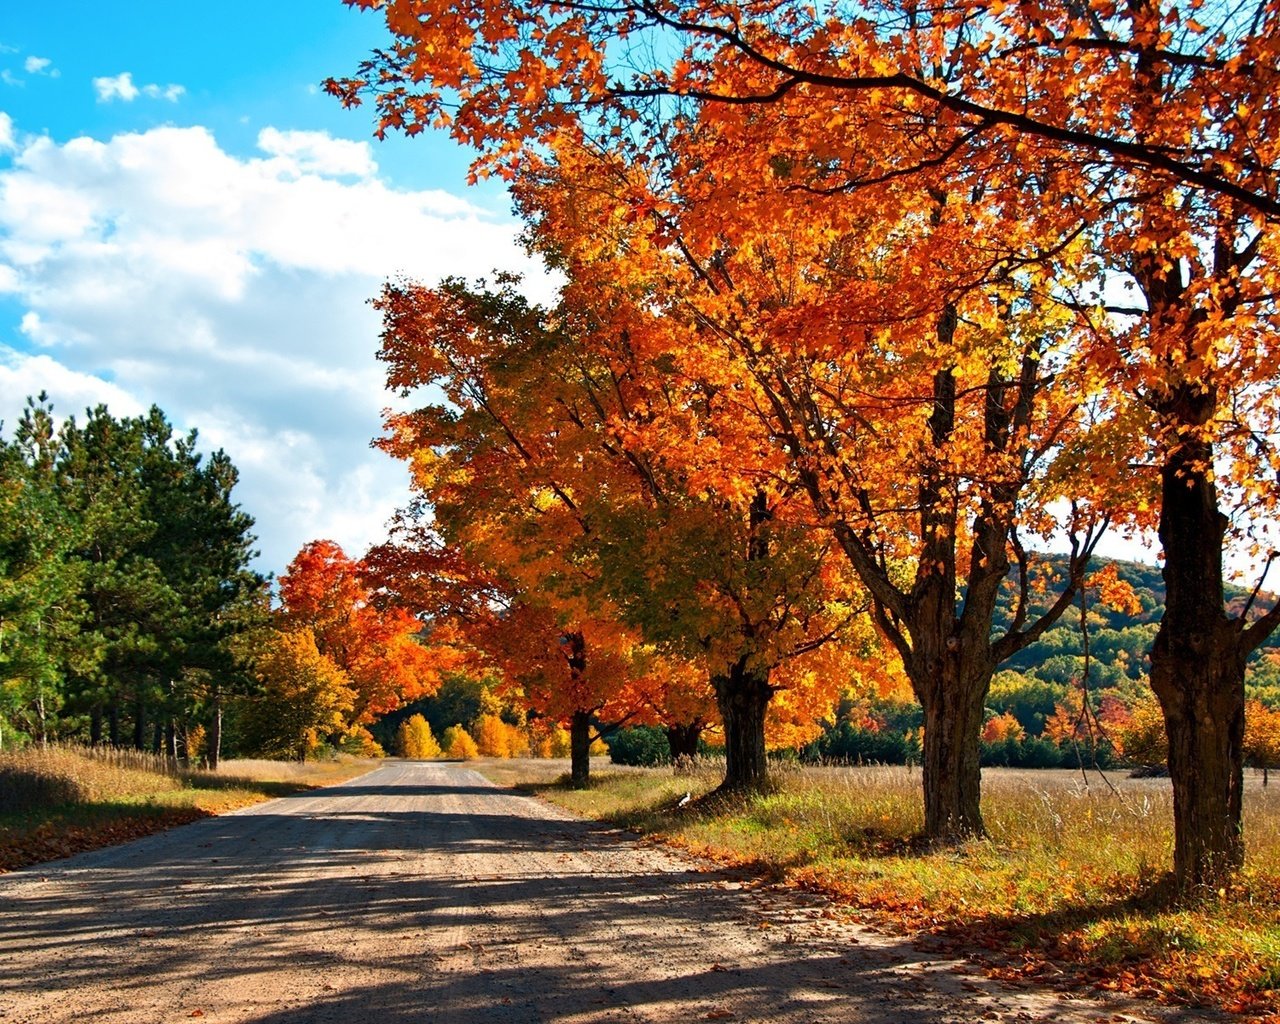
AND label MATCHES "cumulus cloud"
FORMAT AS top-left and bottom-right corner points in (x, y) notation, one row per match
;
(0, 111), (13, 151)
(93, 72), (183, 103)
(0, 119), (555, 572)
(23, 56), (58, 77)
(0, 348), (144, 424)
(257, 127), (376, 179)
